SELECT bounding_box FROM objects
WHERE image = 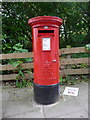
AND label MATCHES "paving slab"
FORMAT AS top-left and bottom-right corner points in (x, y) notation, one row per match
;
(43, 96), (83, 118)
(0, 86), (2, 120)
(3, 88), (34, 117)
(56, 110), (88, 118)
(7, 108), (45, 118)
(74, 82), (88, 113)
(2, 82), (88, 119)
(2, 86), (12, 117)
